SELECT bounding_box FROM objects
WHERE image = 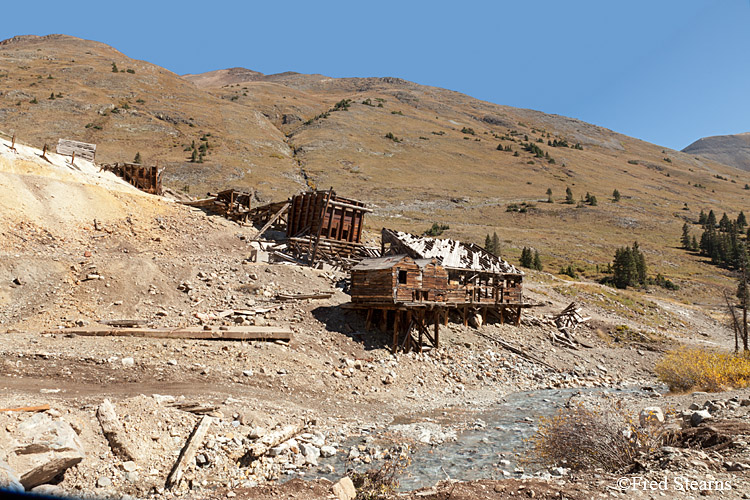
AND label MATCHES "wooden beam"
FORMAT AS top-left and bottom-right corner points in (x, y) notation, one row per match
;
(310, 189), (333, 263)
(393, 310), (400, 352)
(166, 415), (213, 489)
(45, 326), (292, 341)
(434, 310), (440, 348)
(253, 203), (289, 241)
(0, 404), (49, 413)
